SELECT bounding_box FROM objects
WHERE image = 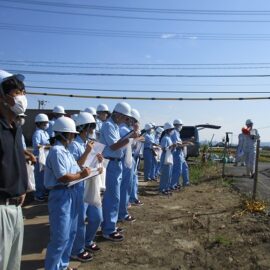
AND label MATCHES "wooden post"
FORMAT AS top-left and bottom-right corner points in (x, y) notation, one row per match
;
(252, 139), (260, 200)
